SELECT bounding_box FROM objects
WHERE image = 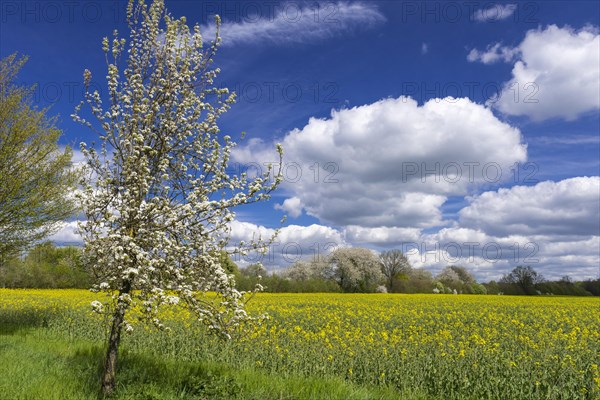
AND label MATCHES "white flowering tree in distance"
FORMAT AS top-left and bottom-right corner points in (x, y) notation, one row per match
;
(72, 0), (282, 395)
